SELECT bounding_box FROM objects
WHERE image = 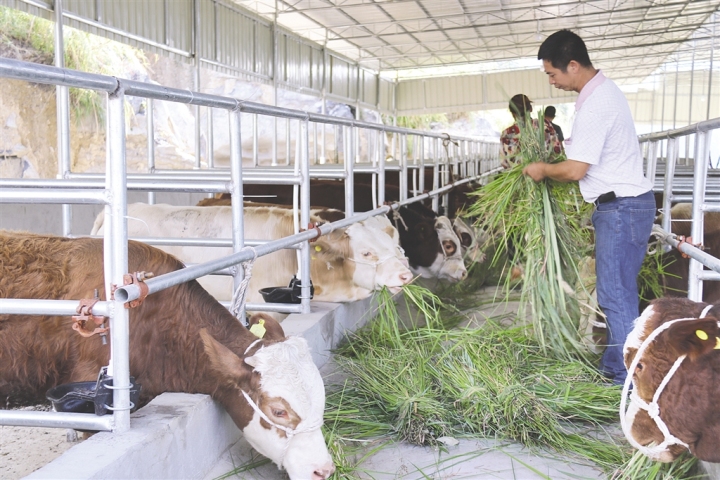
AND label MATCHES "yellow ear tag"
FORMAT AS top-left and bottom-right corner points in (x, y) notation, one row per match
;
(696, 329), (709, 341)
(315, 245), (322, 252)
(715, 337), (720, 350)
(249, 318), (266, 339)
